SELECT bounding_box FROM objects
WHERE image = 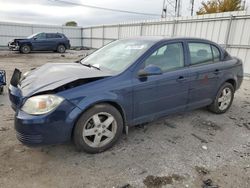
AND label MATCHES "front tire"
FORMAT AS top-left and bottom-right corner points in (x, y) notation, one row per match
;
(20, 45), (31, 54)
(73, 104), (123, 153)
(57, 44), (66, 53)
(208, 82), (234, 114)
